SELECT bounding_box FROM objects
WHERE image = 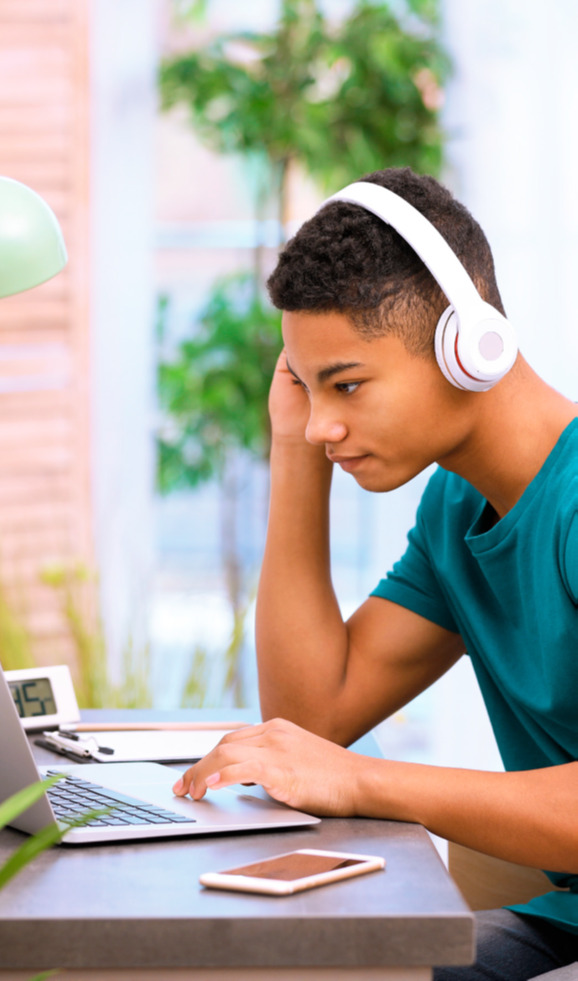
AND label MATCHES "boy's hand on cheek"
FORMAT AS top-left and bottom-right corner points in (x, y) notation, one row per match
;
(172, 718), (364, 817)
(268, 350), (313, 445)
